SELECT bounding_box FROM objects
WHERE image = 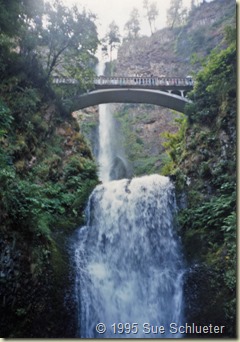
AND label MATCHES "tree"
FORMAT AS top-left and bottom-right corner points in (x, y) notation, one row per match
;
(39, 0), (99, 84)
(0, 0), (43, 37)
(191, 0), (196, 10)
(124, 8), (141, 40)
(143, 0), (159, 35)
(102, 21), (121, 75)
(166, 0), (188, 29)
(0, 1), (21, 36)
(0, 0), (44, 79)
